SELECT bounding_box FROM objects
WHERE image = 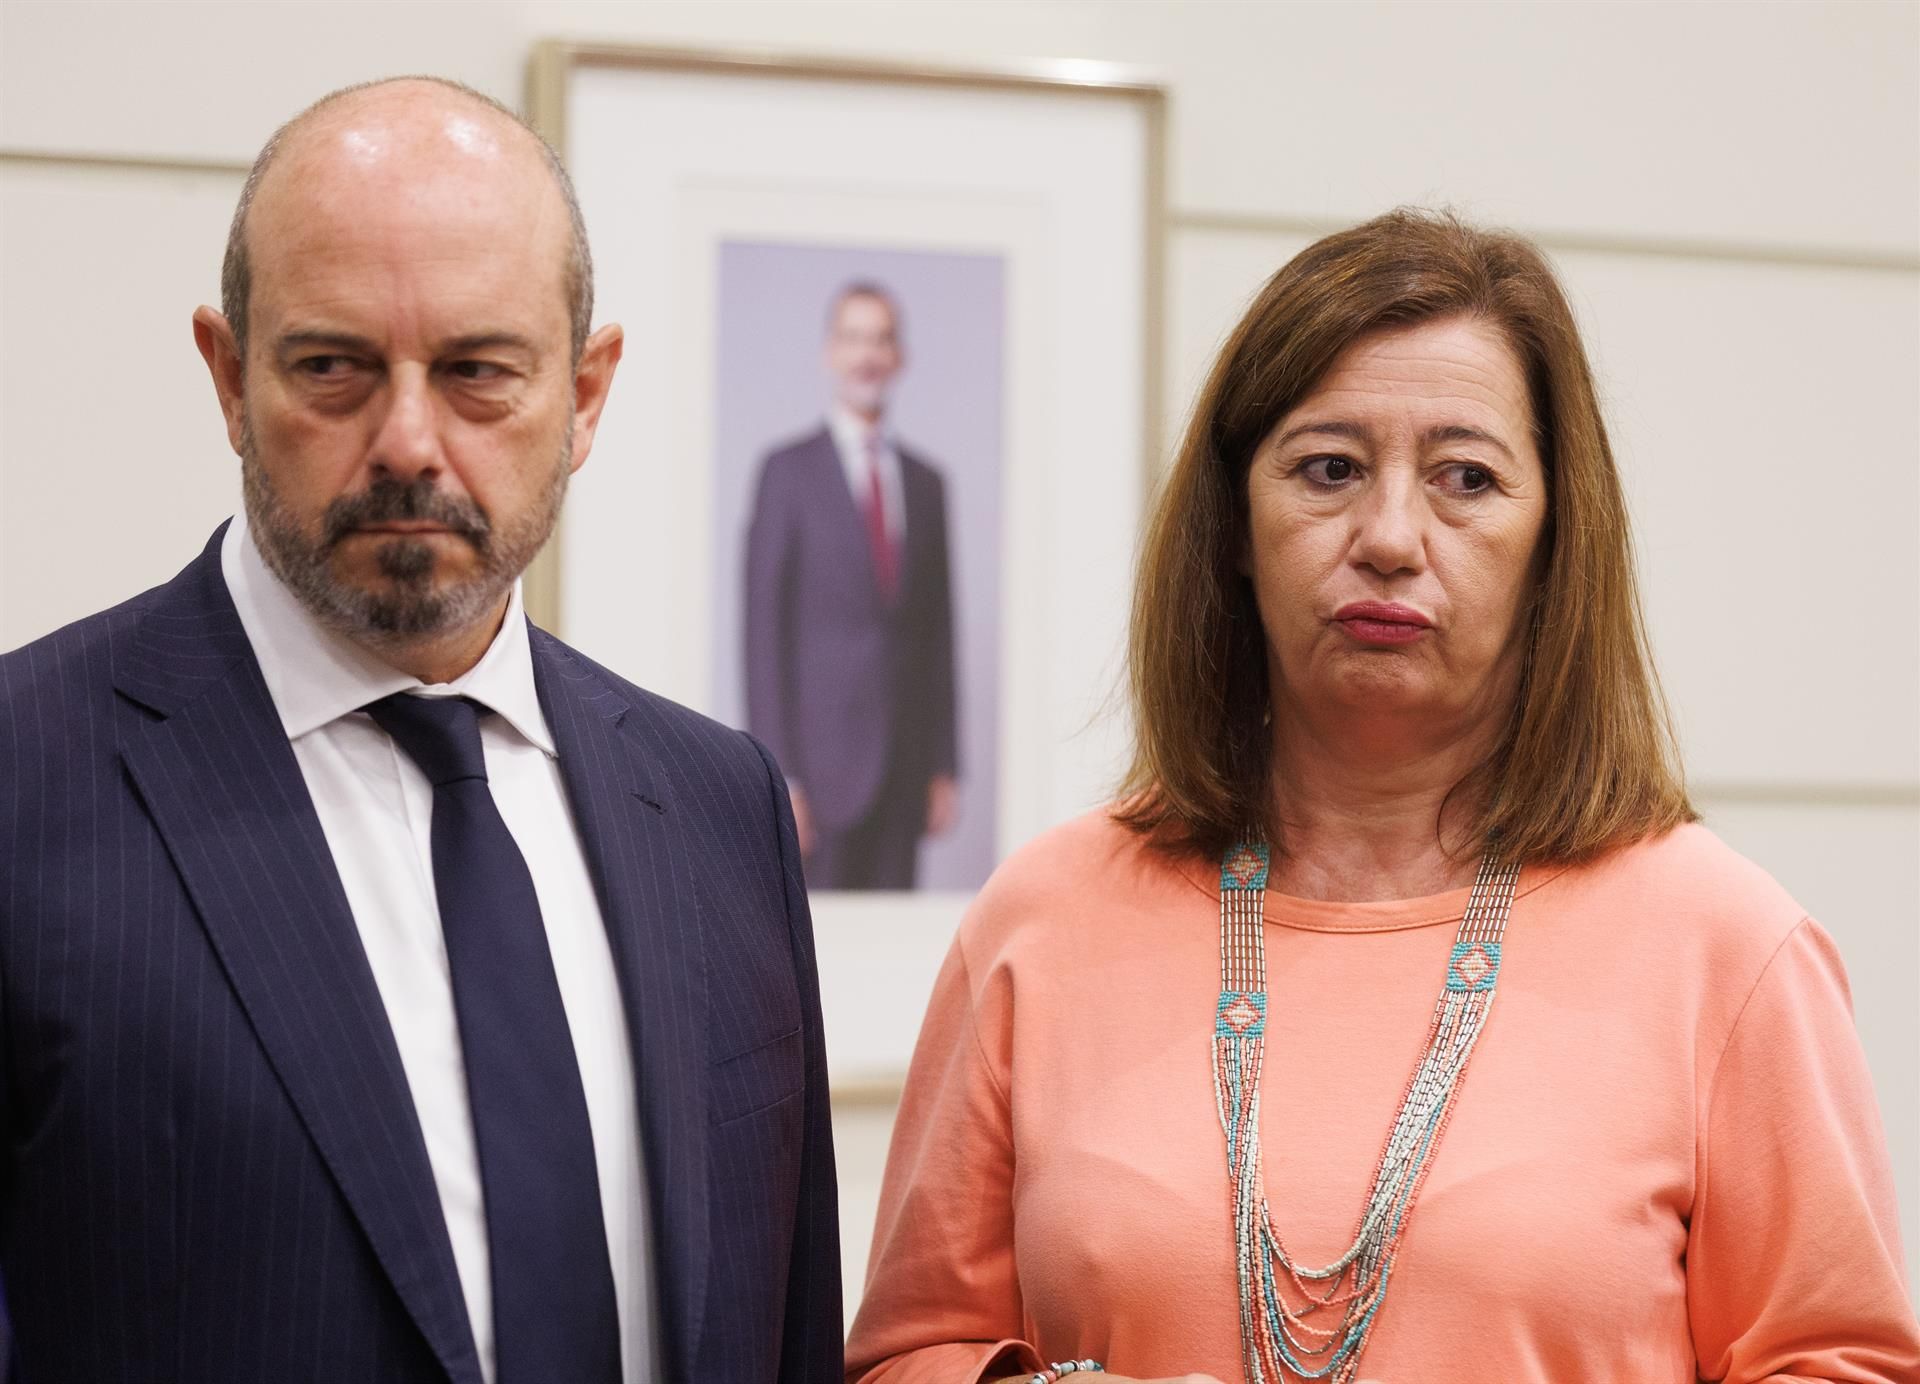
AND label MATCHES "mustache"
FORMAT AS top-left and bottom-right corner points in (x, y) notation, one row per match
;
(322, 479), (491, 551)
